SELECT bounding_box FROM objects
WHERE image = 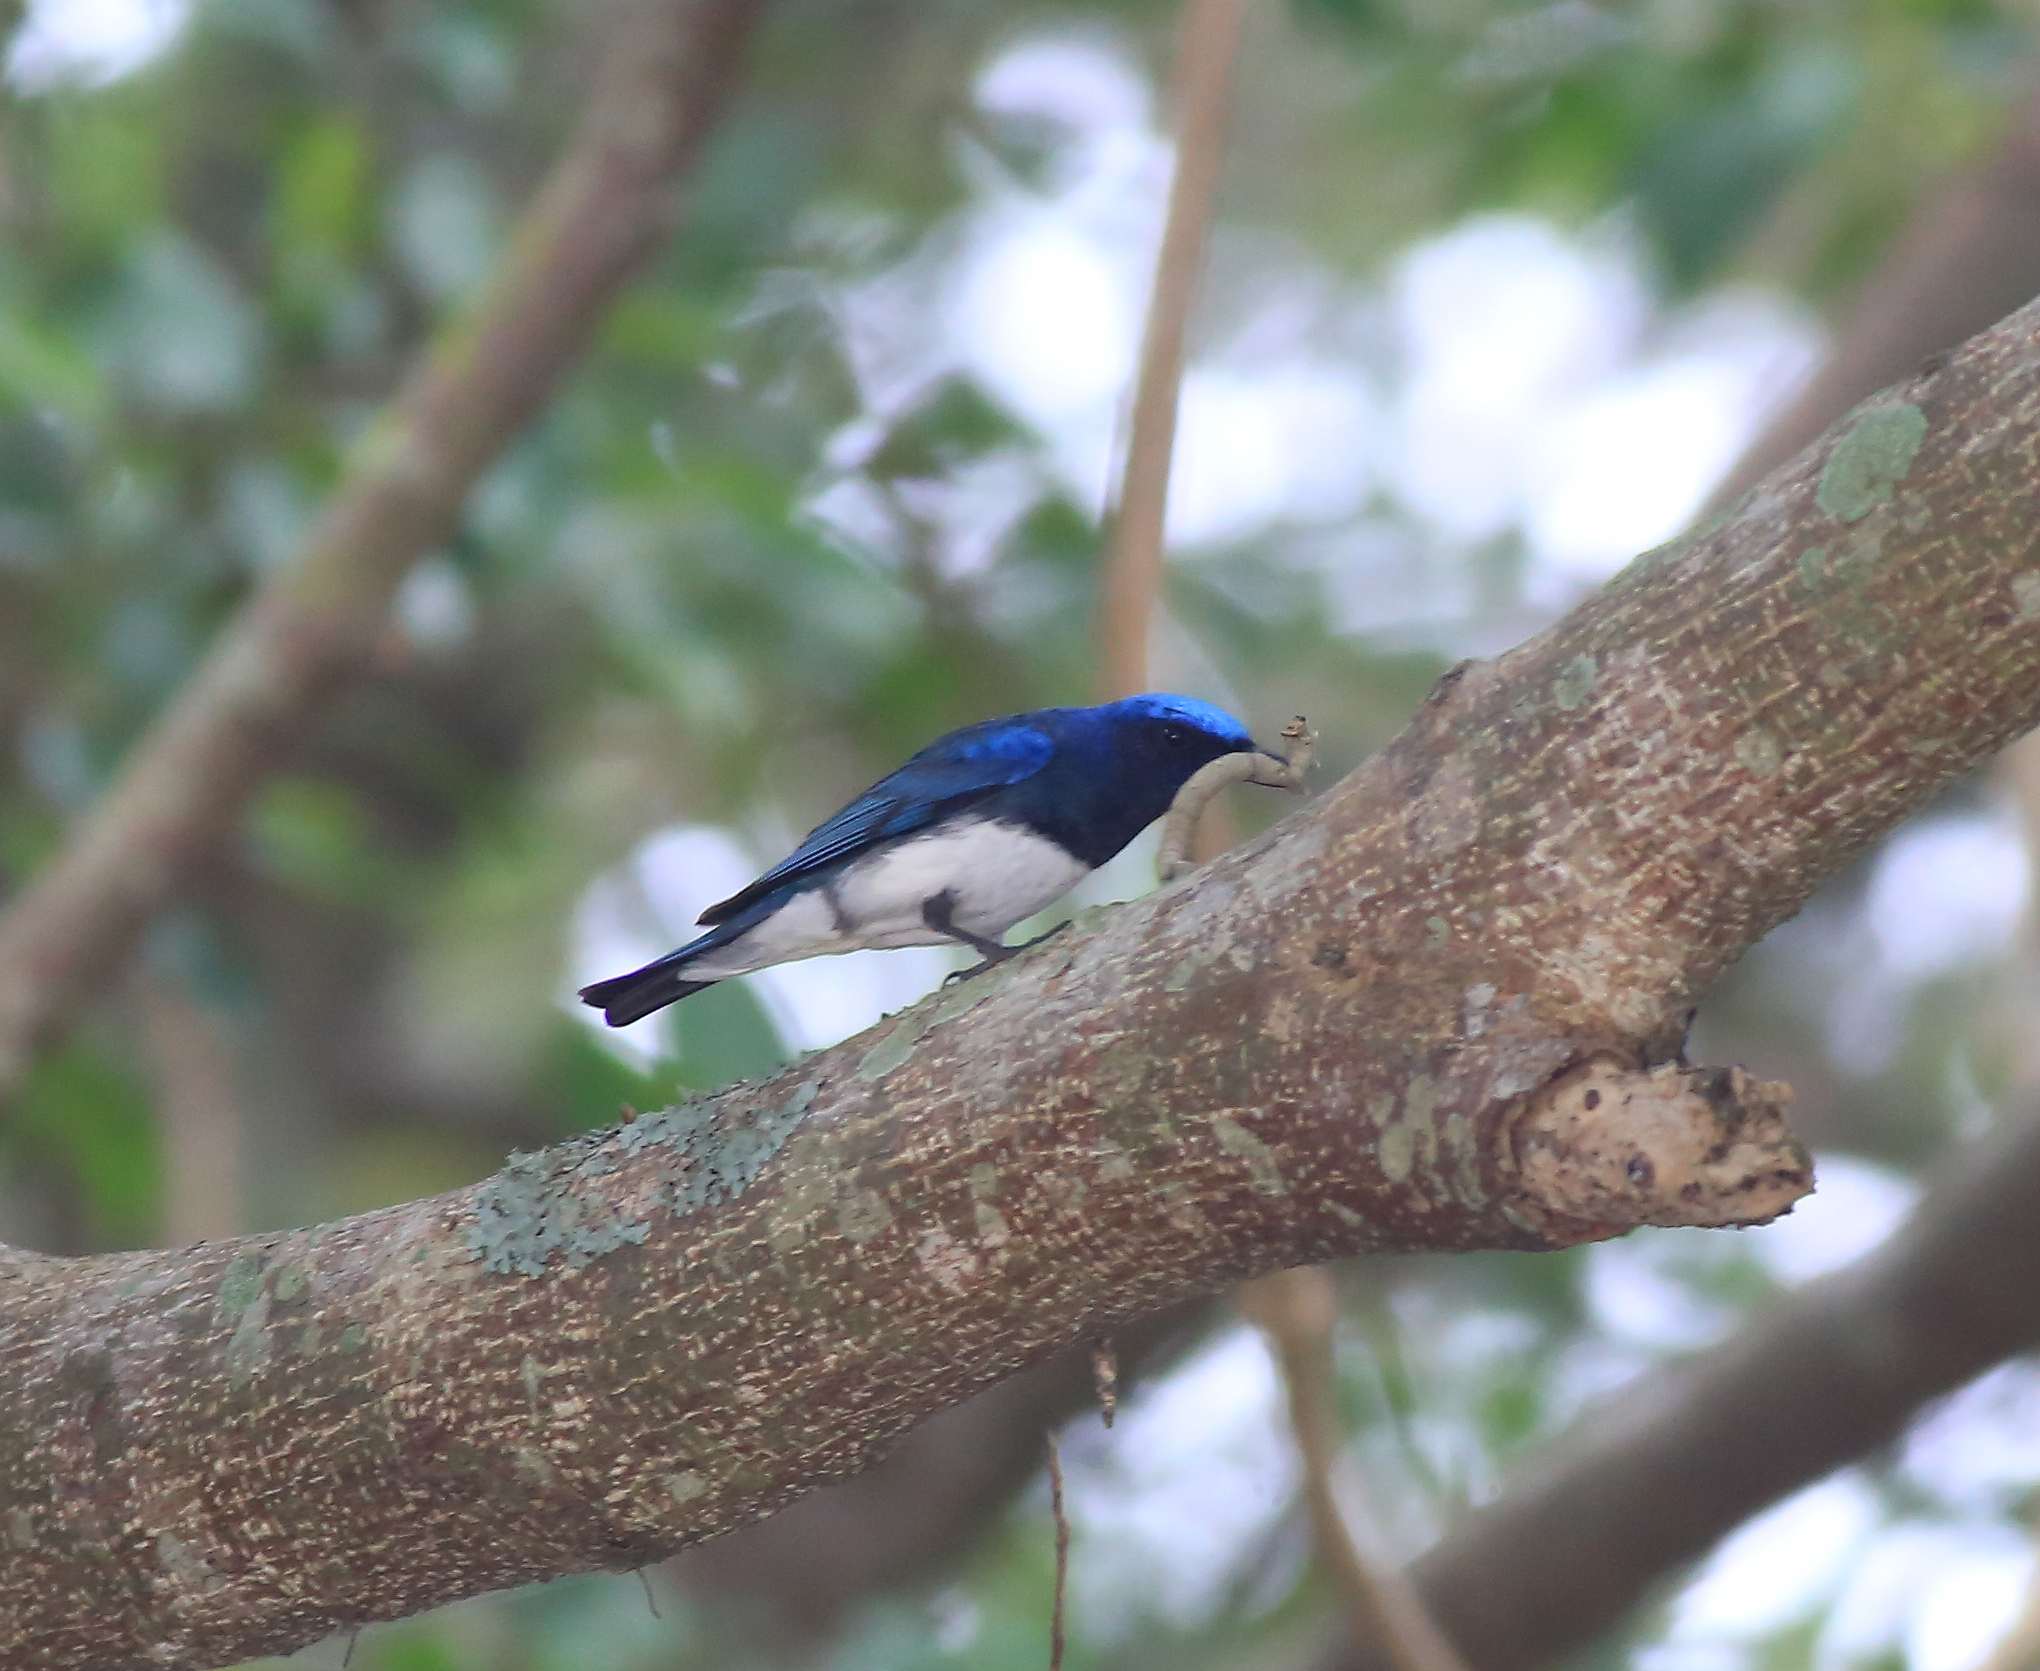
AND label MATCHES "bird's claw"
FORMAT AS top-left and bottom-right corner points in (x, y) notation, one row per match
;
(1016, 919), (1073, 954)
(940, 920), (1072, 988)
